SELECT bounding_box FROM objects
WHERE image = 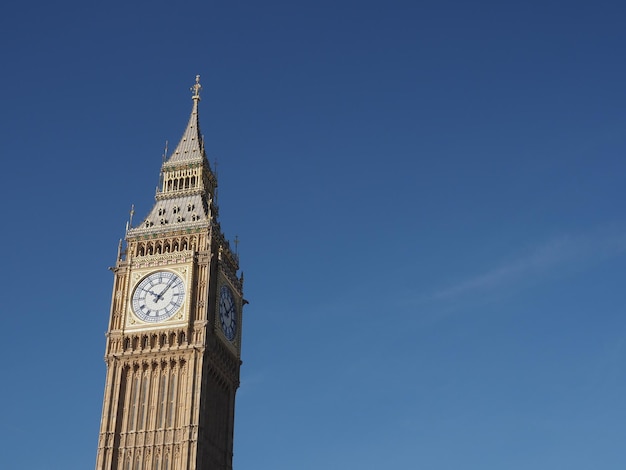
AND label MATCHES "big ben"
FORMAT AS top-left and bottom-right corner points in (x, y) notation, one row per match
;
(96, 76), (244, 470)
